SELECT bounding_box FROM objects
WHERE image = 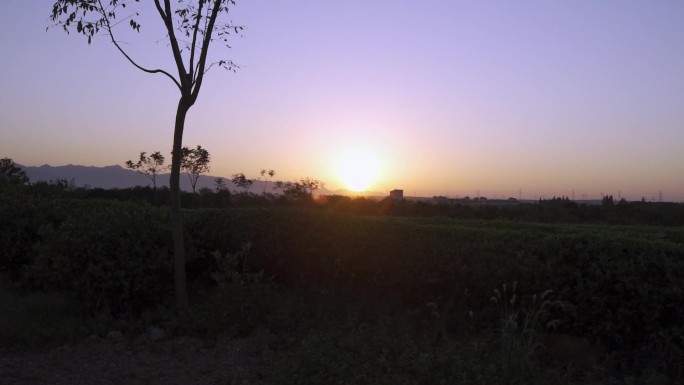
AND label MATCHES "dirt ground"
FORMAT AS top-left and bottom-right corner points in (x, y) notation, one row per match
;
(0, 328), (277, 385)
